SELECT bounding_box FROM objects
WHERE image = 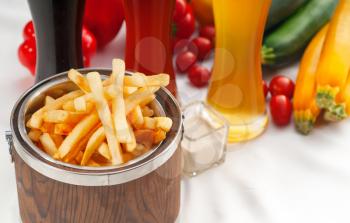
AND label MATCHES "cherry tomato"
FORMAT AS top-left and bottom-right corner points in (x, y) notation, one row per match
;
(199, 25), (215, 44)
(82, 27), (97, 57)
(173, 5), (195, 39)
(269, 95), (292, 126)
(173, 0), (187, 23)
(84, 0), (124, 48)
(176, 51), (197, 73)
(269, 75), (295, 99)
(23, 21), (35, 40)
(188, 37), (212, 60)
(18, 38), (36, 75)
(263, 80), (269, 99)
(188, 64), (211, 87)
(173, 37), (190, 55)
